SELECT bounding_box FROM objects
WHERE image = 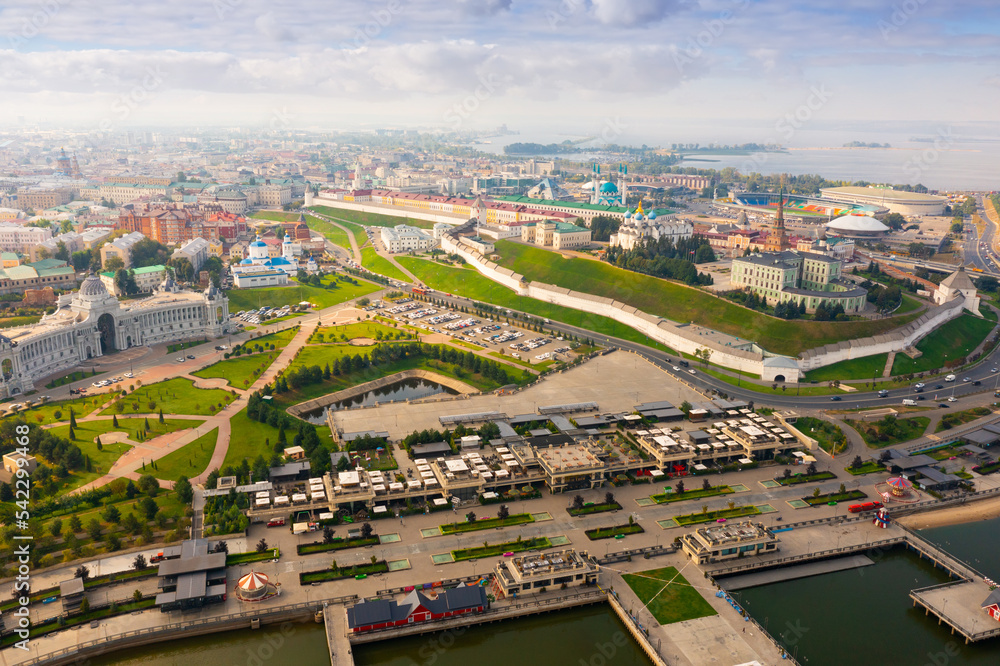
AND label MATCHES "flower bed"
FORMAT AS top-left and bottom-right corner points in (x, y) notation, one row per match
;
(297, 537), (379, 555)
(672, 505), (760, 526)
(440, 514), (533, 535)
(585, 524), (645, 540)
(802, 490), (867, 506)
(568, 502), (621, 517)
(452, 537), (551, 562)
(775, 471), (837, 486)
(650, 485), (733, 504)
(299, 561), (388, 584)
